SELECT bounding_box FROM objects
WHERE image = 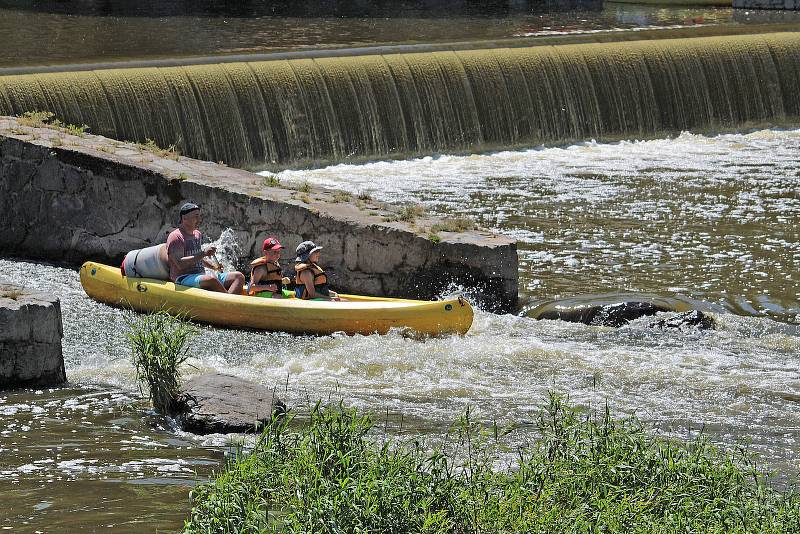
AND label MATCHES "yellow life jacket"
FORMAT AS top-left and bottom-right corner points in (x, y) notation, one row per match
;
(294, 262), (328, 299)
(249, 257), (284, 296)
